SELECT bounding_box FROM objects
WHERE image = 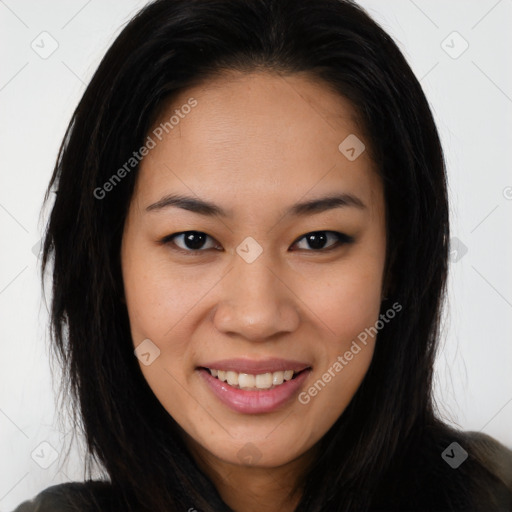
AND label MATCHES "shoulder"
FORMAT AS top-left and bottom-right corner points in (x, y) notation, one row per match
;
(11, 480), (114, 512)
(429, 428), (512, 510)
(461, 430), (512, 490)
(375, 425), (512, 510)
